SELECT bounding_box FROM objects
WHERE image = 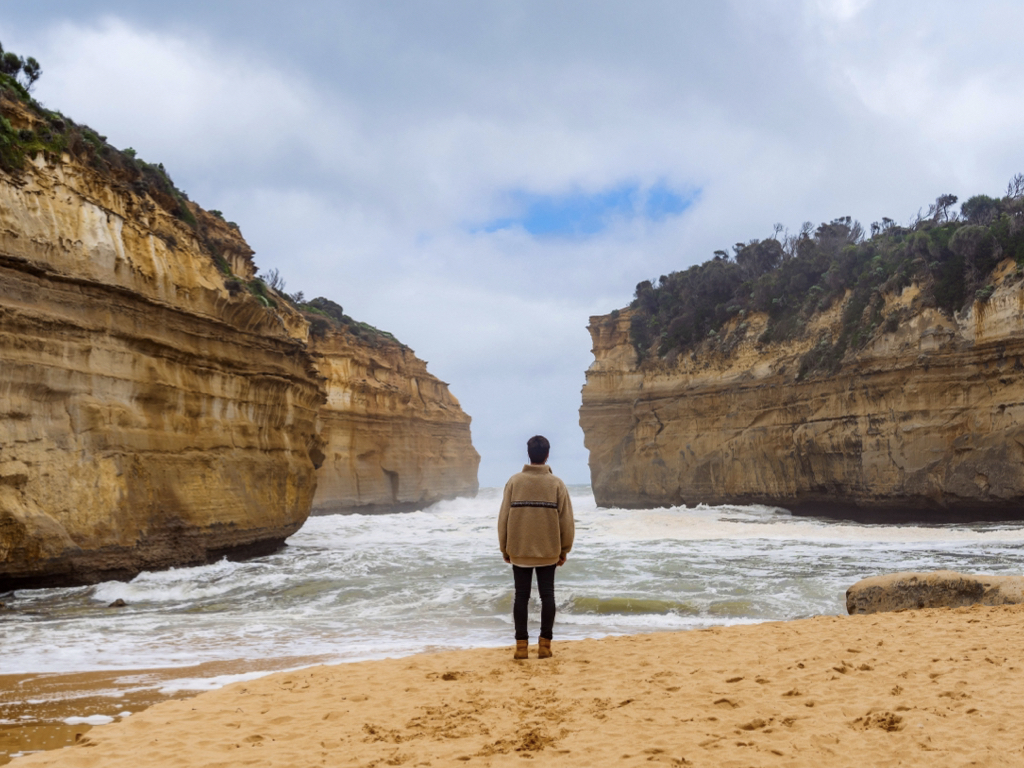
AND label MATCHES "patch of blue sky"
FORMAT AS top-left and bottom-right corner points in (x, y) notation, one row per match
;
(480, 181), (698, 238)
